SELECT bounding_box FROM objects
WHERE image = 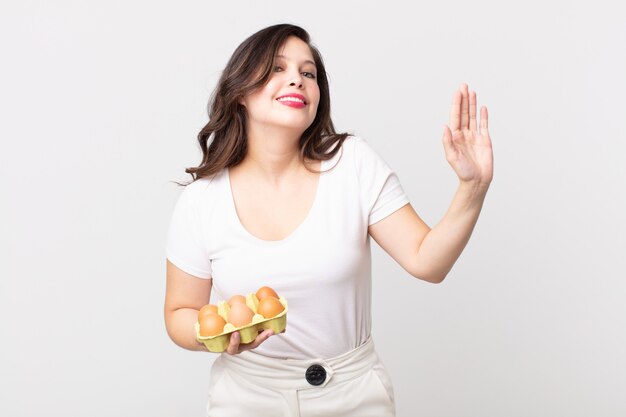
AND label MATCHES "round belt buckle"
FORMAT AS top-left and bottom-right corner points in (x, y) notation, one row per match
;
(305, 364), (326, 386)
